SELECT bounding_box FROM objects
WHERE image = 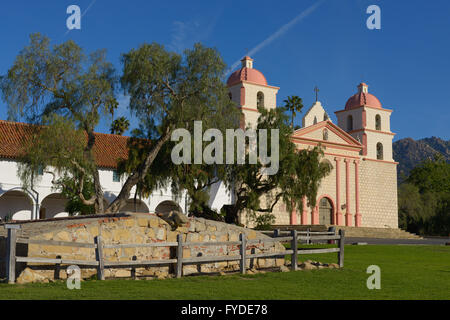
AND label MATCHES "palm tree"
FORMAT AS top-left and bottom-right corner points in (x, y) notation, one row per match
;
(110, 116), (130, 135)
(284, 95), (304, 129)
